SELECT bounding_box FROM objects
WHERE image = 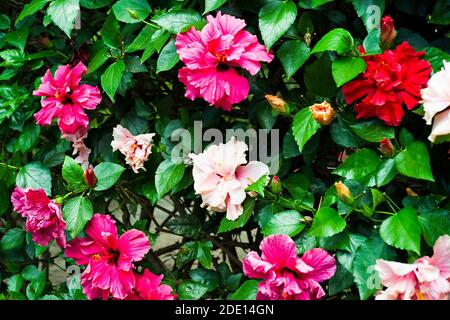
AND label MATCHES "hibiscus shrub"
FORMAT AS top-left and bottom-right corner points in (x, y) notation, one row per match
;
(0, 0), (449, 301)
